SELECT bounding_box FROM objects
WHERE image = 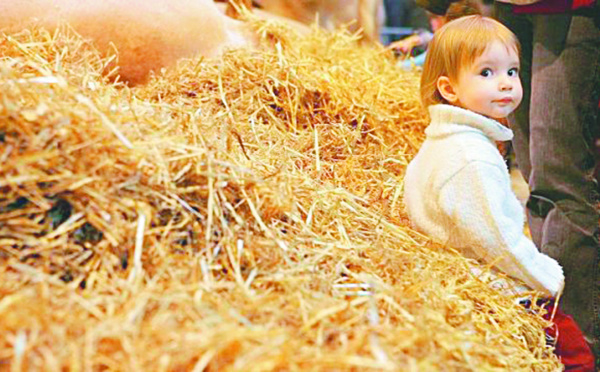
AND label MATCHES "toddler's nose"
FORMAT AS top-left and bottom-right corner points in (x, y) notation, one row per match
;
(499, 82), (512, 91)
(499, 76), (512, 91)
